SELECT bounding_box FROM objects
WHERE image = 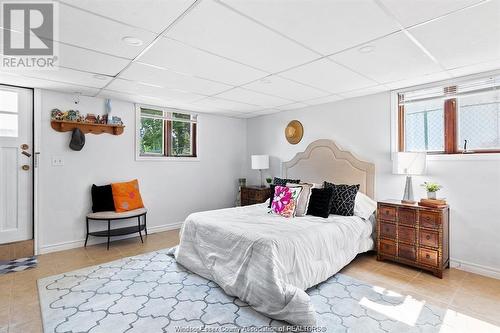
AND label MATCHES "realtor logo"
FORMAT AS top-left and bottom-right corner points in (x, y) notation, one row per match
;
(1, 1), (59, 69)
